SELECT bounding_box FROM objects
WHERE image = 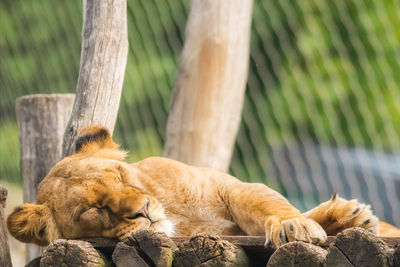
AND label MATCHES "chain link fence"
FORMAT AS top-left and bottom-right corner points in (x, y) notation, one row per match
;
(1, 0), (400, 226)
